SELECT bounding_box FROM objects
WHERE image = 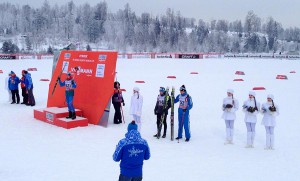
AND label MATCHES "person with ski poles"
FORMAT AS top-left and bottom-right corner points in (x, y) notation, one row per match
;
(58, 72), (77, 119)
(153, 87), (171, 139)
(242, 91), (260, 148)
(260, 94), (279, 150)
(174, 85), (193, 142)
(112, 81), (125, 124)
(221, 89), (239, 145)
(130, 87), (143, 132)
